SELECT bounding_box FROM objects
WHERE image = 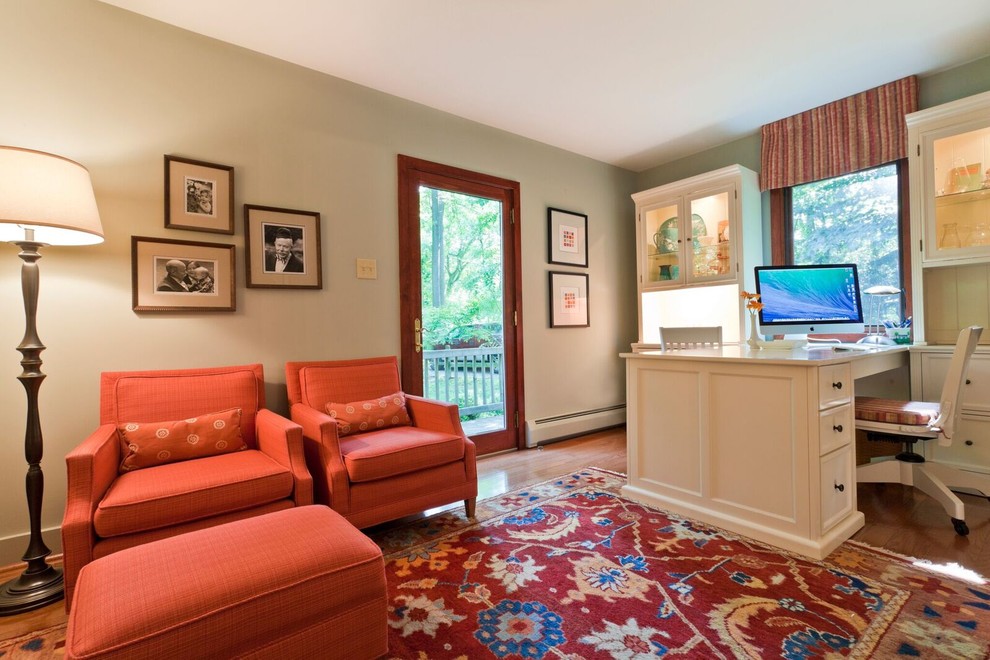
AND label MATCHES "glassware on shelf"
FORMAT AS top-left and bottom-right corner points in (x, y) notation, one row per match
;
(939, 222), (961, 249)
(973, 223), (990, 246)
